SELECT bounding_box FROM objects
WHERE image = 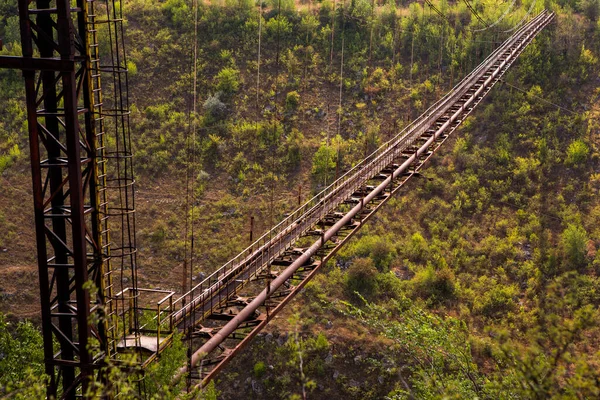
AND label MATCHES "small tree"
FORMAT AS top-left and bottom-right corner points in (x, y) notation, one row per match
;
(311, 141), (336, 184)
(286, 128), (304, 168)
(203, 92), (227, 122)
(285, 91), (300, 111)
(562, 223), (588, 270)
(0, 314), (46, 392)
(565, 139), (589, 166)
(215, 67), (240, 94)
